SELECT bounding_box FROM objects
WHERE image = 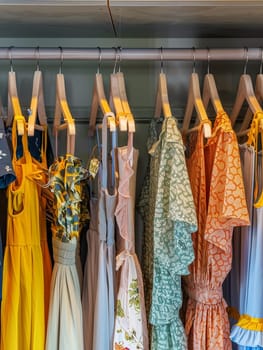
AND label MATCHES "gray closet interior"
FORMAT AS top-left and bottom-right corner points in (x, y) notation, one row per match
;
(0, 1), (262, 191)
